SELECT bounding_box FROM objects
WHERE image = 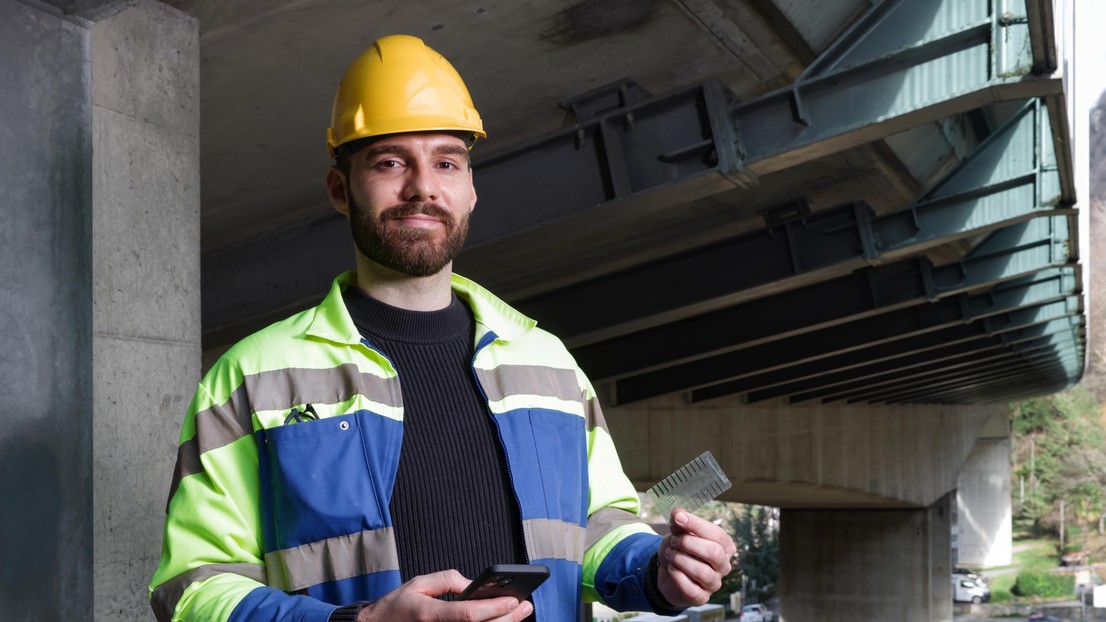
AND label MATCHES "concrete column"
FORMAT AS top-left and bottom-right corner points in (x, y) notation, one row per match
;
(779, 494), (953, 622)
(90, 2), (199, 620)
(0, 2), (95, 619)
(955, 413), (1013, 568)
